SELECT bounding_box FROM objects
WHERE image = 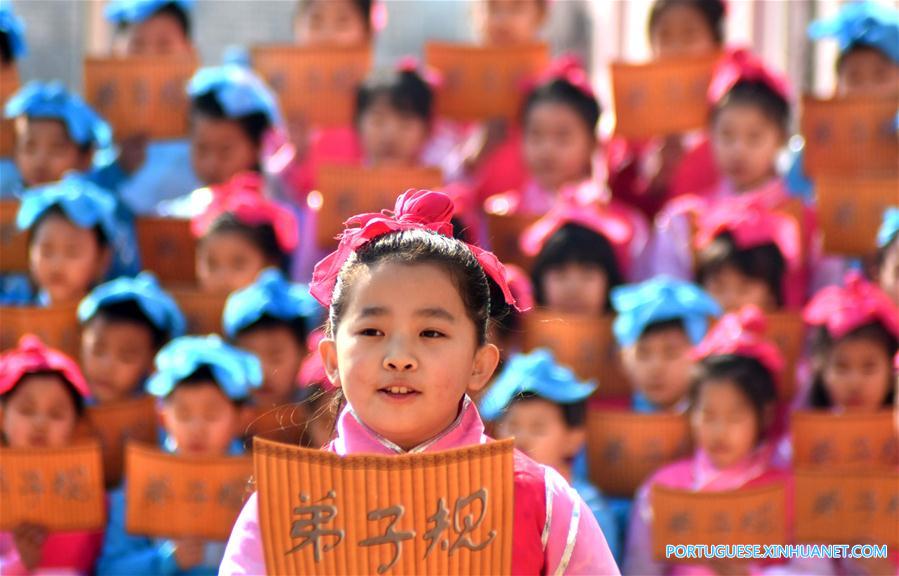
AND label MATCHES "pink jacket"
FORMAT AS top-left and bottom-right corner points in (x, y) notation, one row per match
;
(219, 396), (620, 575)
(0, 530), (103, 575)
